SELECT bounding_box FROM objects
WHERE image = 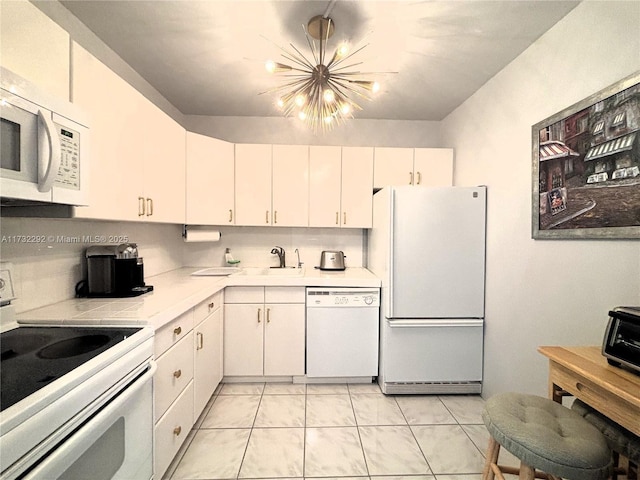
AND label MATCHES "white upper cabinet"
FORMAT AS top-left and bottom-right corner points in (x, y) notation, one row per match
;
(341, 147), (374, 228)
(309, 146), (342, 227)
(309, 146), (373, 228)
(272, 145), (309, 227)
(413, 148), (454, 187)
(235, 144), (309, 227)
(73, 44), (185, 223)
(373, 147), (415, 187)
(141, 101), (186, 223)
(374, 147), (453, 188)
(72, 43), (144, 222)
(234, 144), (273, 226)
(186, 133), (235, 225)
